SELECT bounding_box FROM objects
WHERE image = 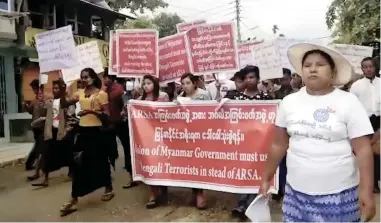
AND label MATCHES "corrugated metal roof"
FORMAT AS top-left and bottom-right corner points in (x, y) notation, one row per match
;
(79, 0), (136, 20)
